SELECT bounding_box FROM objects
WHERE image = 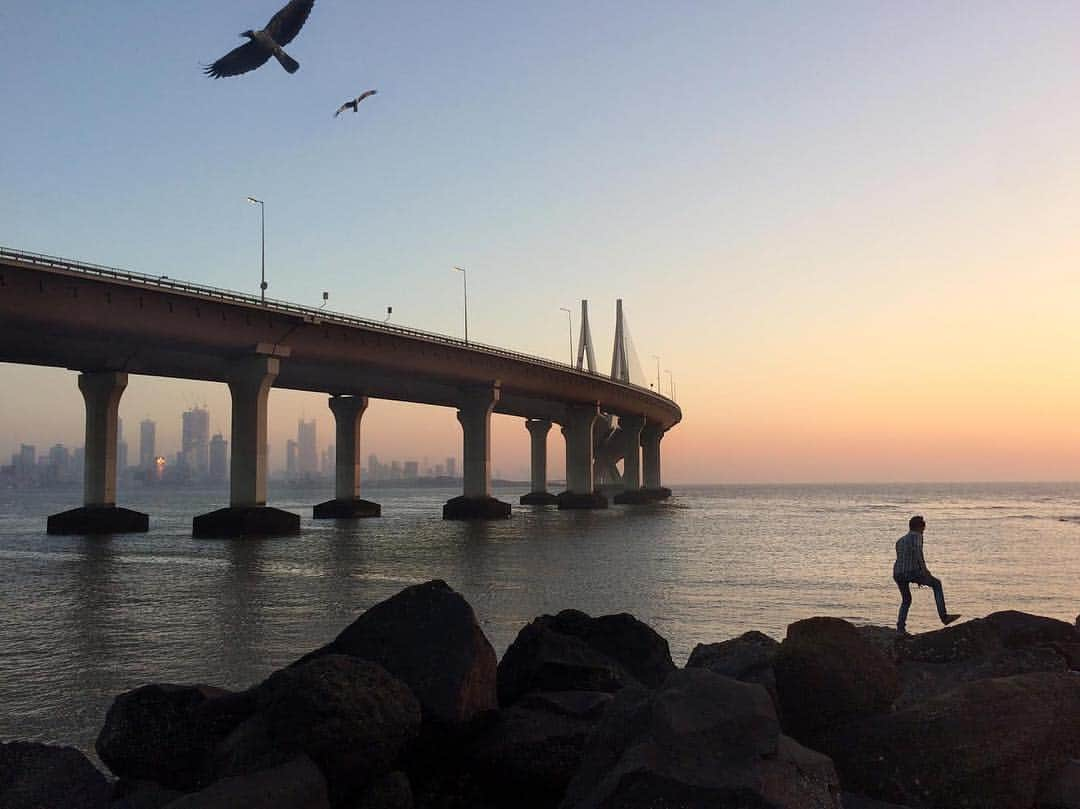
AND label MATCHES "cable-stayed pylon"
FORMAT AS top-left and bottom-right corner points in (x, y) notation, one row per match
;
(576, 300), (596, 372)
(610, 298), (629, 382)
